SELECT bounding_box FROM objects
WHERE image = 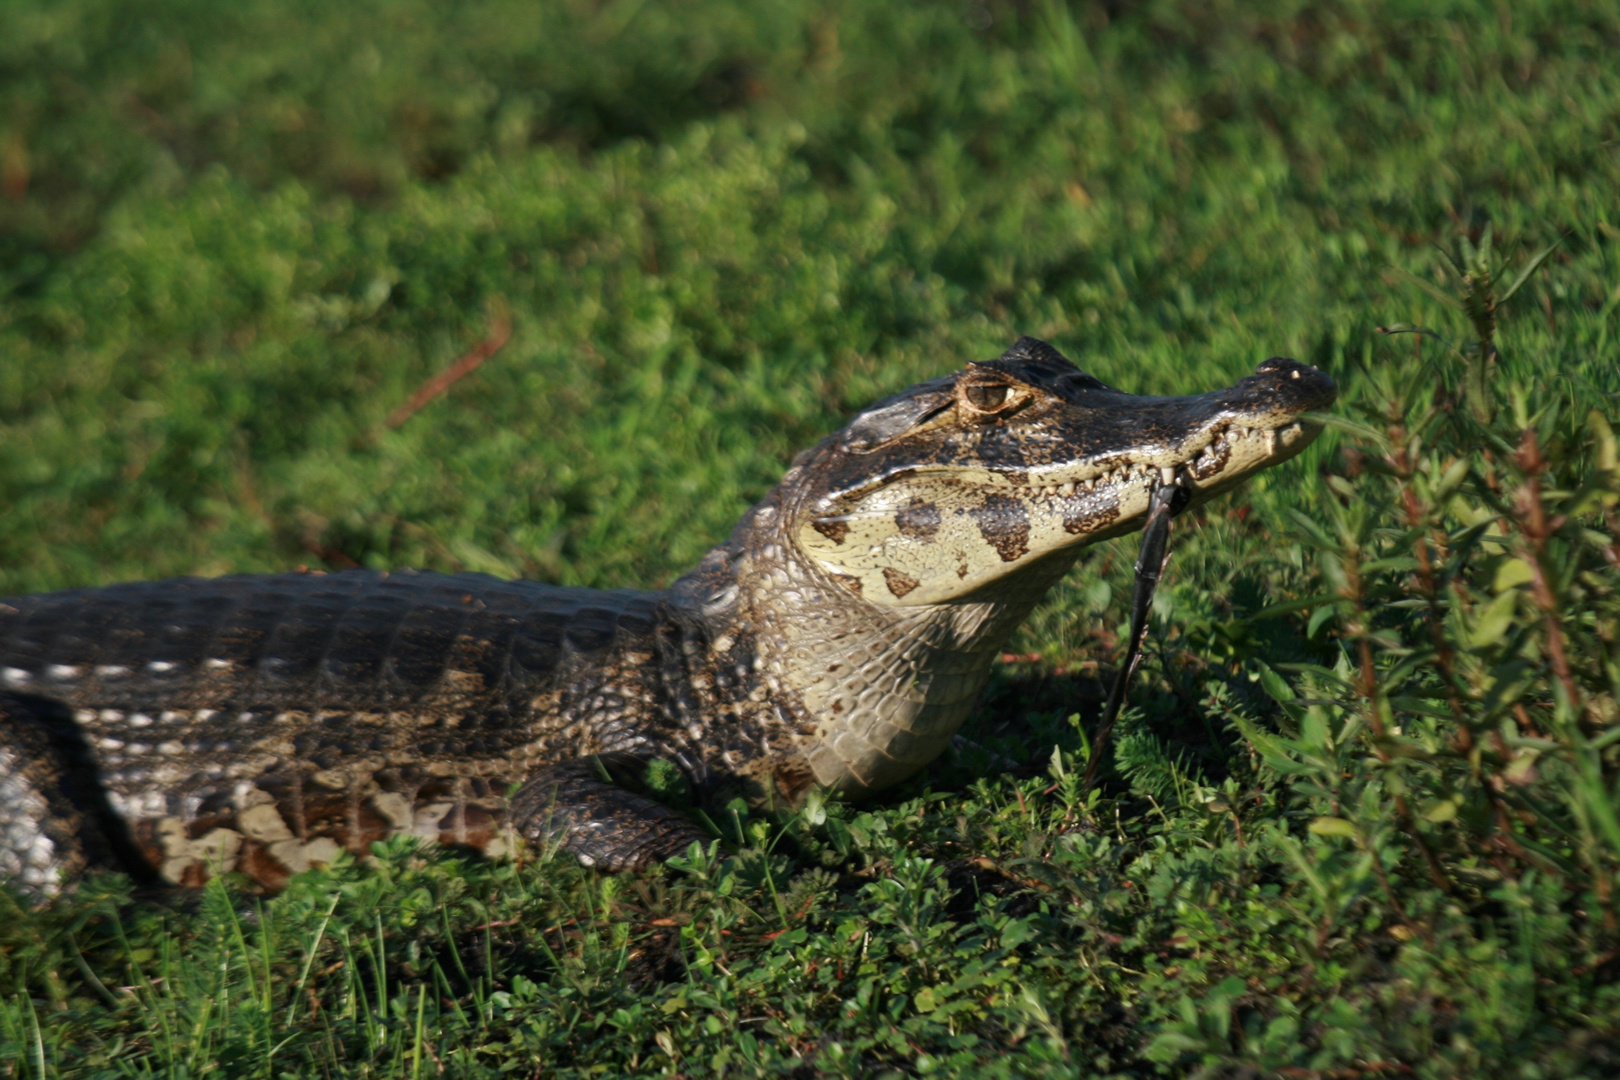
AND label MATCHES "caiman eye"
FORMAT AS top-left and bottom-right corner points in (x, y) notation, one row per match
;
(965, 383), (1009, 409)
(960, 380), (1018, 414)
